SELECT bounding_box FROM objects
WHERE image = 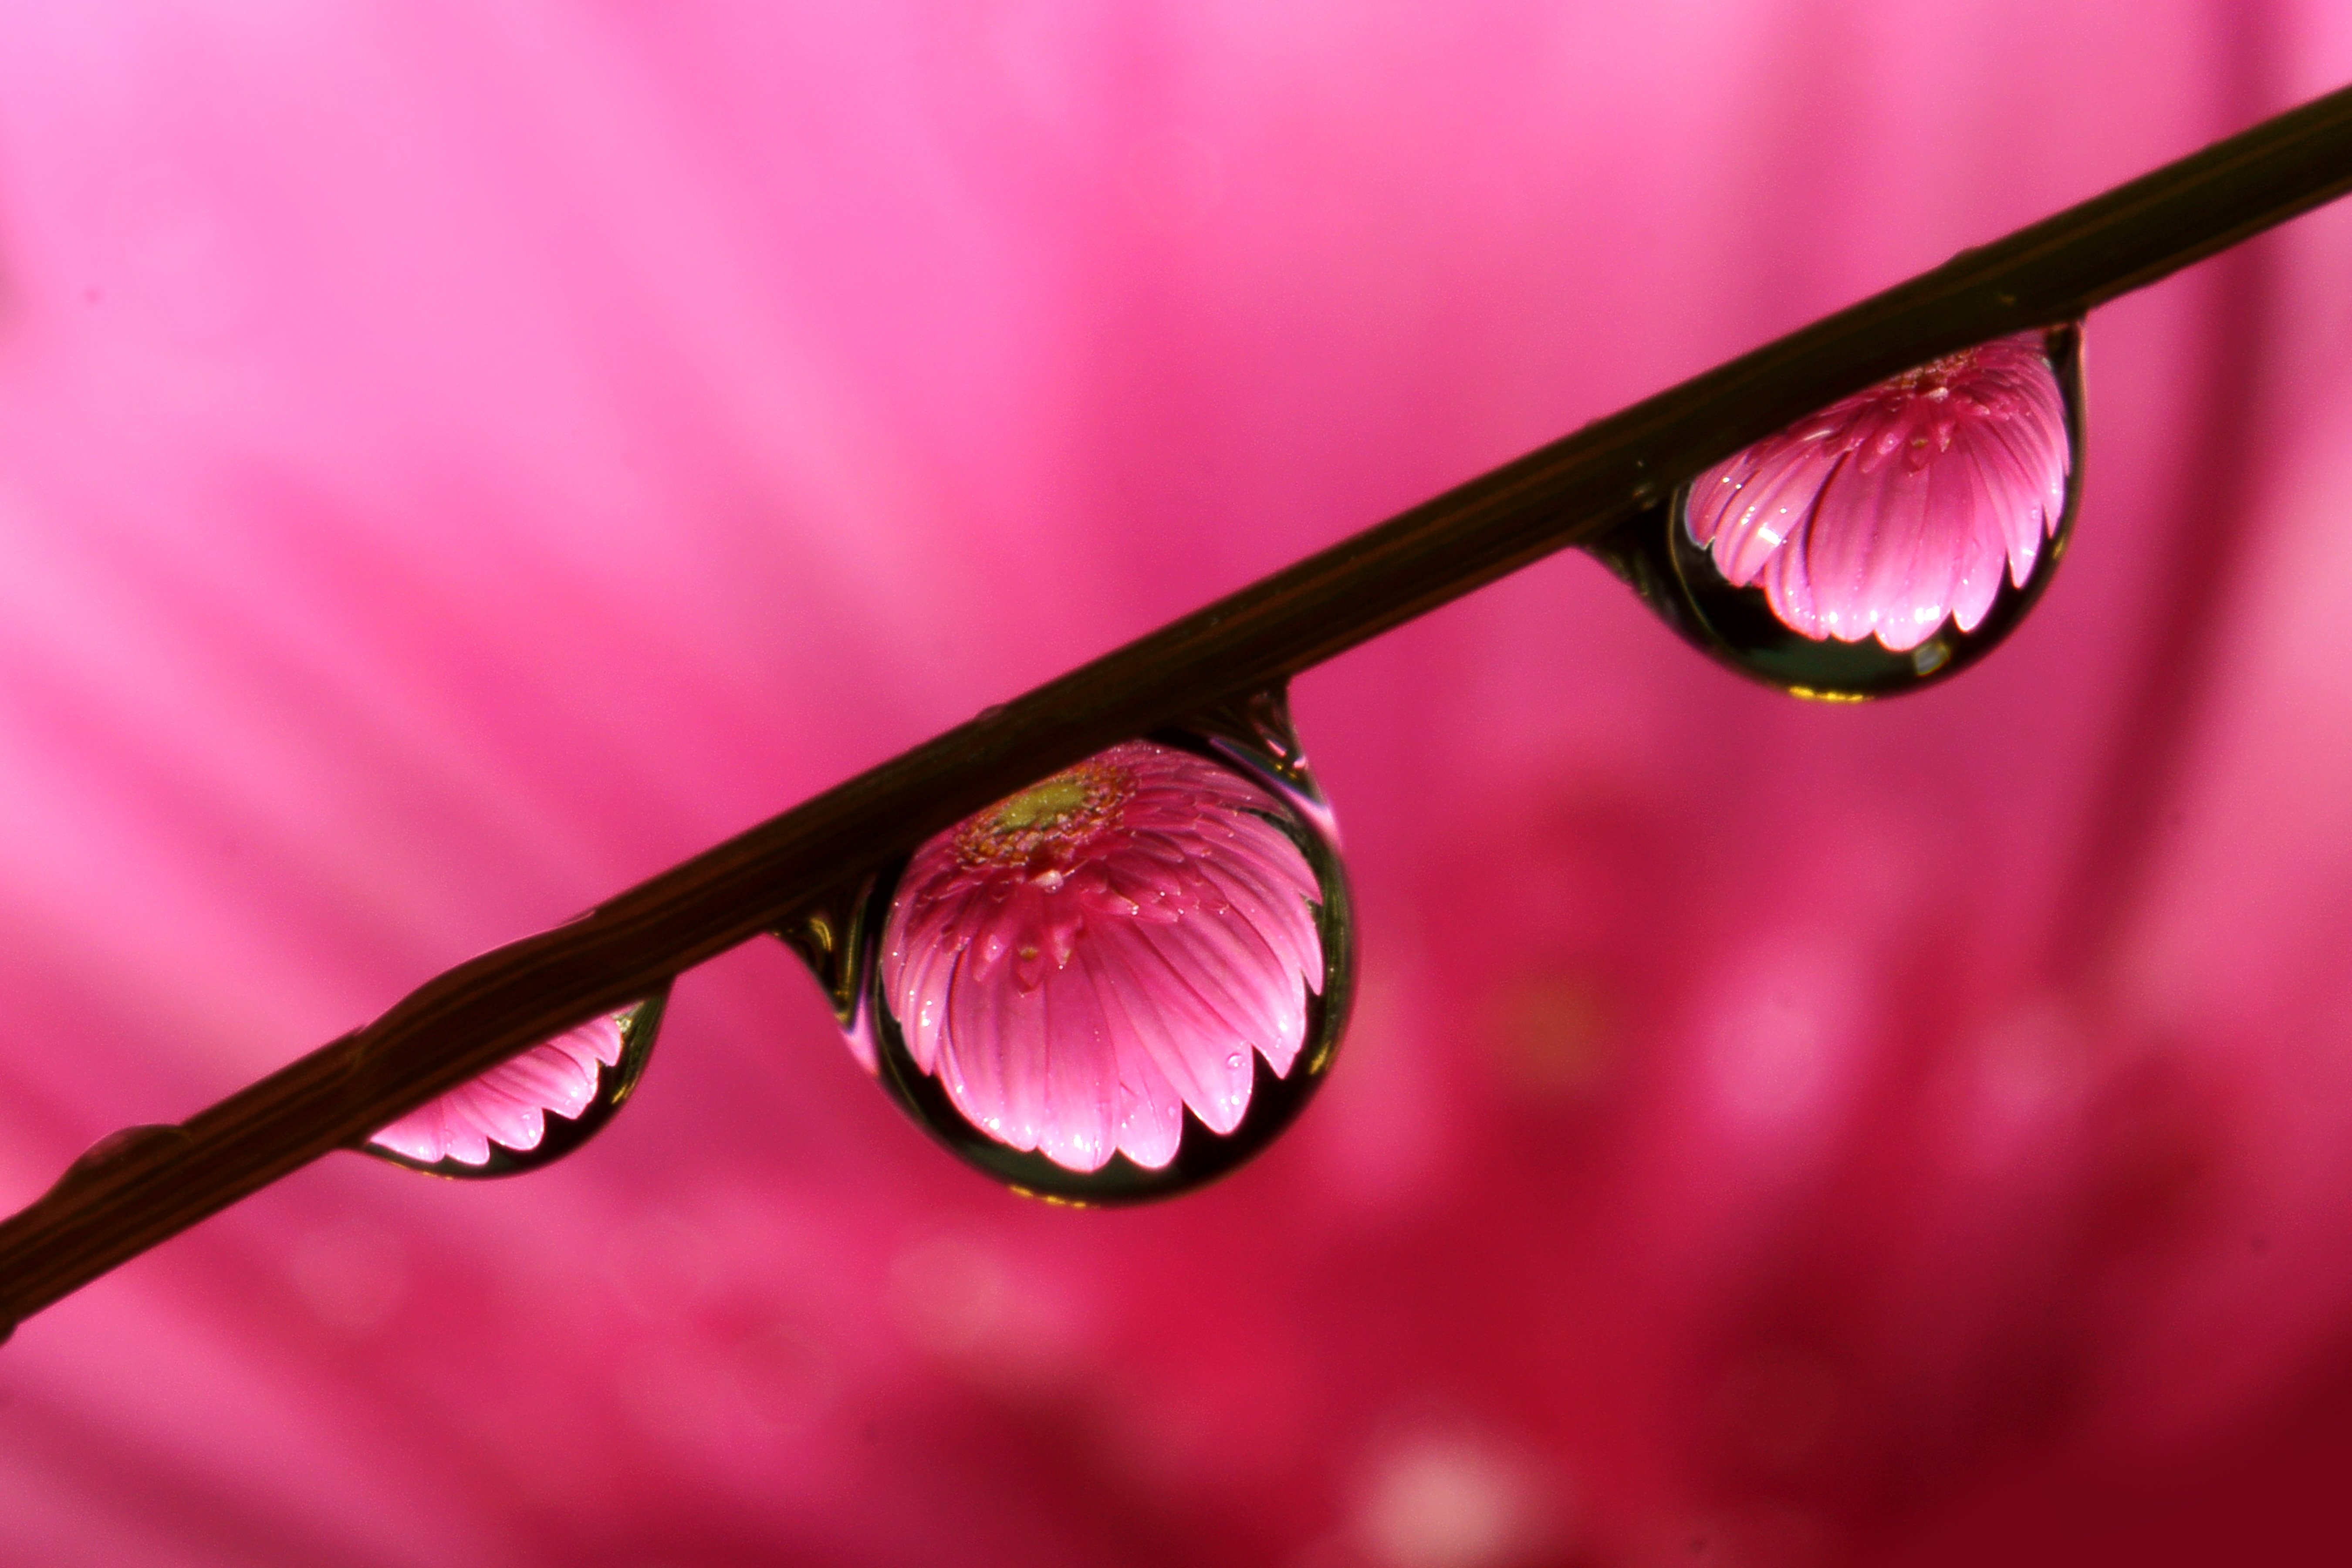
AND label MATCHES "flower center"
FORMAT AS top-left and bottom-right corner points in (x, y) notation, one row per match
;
(1891, 347), (1977, 396)
(955, 759), (1133, 872)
